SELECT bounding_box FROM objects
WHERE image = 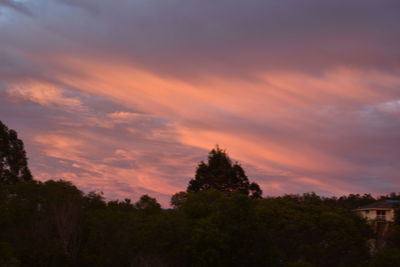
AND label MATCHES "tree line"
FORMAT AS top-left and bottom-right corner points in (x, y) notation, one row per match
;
(1, 120), (400, 266)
